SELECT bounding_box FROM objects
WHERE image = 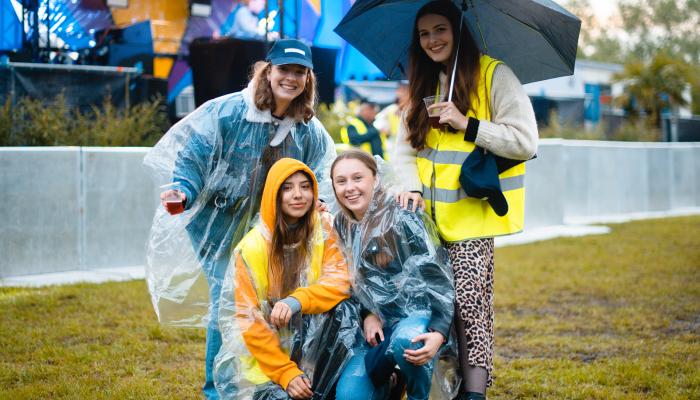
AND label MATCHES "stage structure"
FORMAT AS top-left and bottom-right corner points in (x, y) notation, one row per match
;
(0, 0), (390, 118)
